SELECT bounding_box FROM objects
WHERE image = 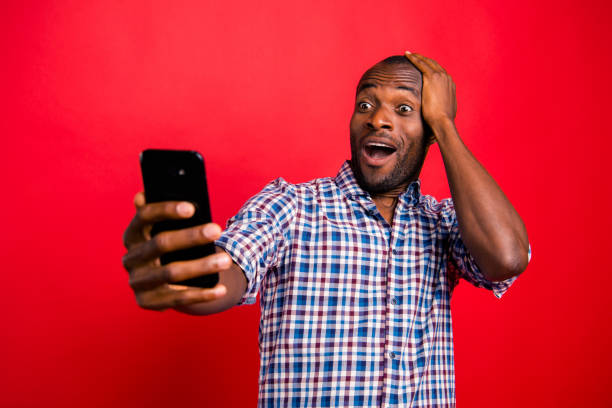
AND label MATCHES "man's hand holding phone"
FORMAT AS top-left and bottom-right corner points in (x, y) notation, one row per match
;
(122, 192), (233, 311)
